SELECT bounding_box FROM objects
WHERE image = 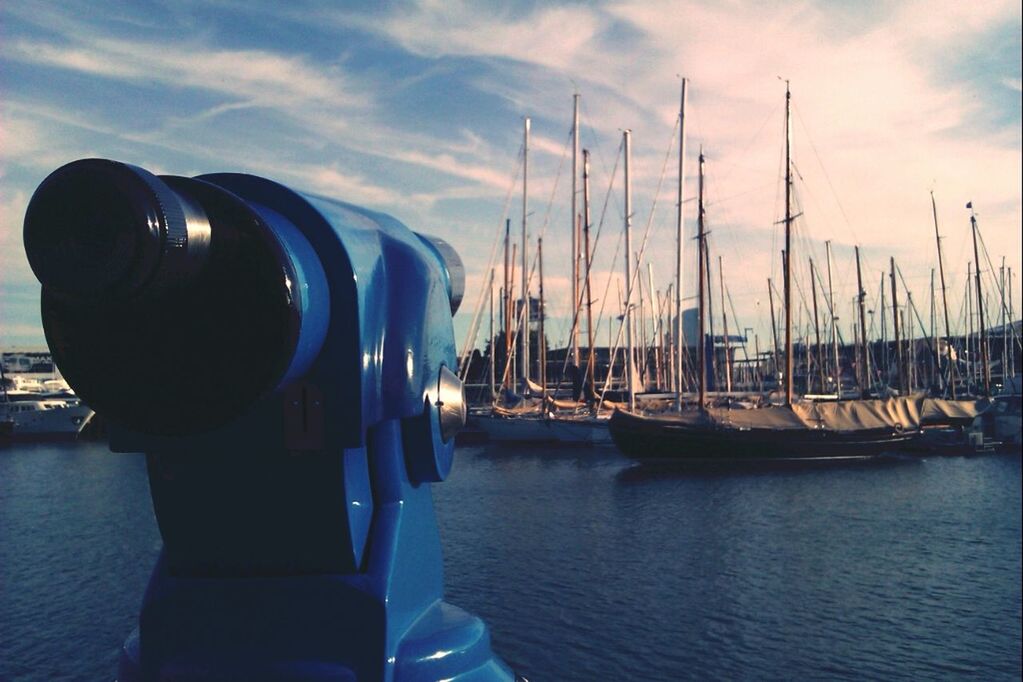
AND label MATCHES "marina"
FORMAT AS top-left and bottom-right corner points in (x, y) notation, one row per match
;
(452, 80), (1021, 463)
